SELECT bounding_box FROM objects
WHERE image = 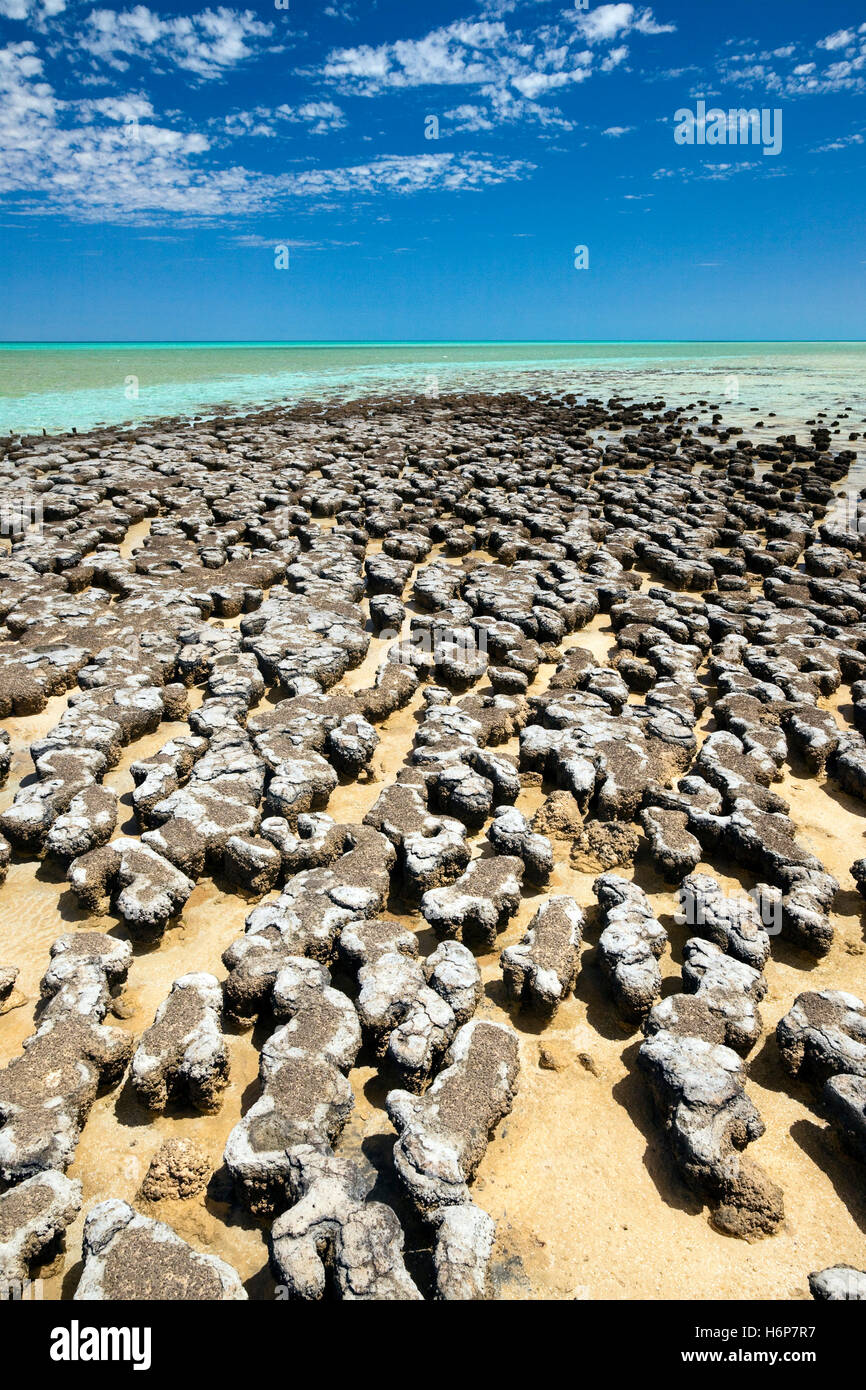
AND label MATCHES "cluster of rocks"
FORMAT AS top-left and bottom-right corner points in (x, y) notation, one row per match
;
(344, 917), (481, 1089)
(73, 1200), (248, 1300)
(500, 896), (583, 1013)
(0, 933), (131, 1289)
(0, 1169), (82, 1286)
(222, 943), (433, 1299)
(386, 1019), (520, 1300)
(588, 868), (782, 1238)
(0, 385), (864, 1300)
(222, 822), (395, 1023)
(638, 896), (782, 1239)
(594, 873), (668, 1021)
(777, 991), (866, 1163)
(0, 613), (189, 859)
(130, 973), (230, 1115)
(0, 932), (132, 1183)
